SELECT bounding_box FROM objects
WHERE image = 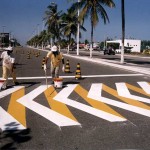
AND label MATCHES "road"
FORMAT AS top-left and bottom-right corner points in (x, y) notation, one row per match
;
(1, 47), (150, 150)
